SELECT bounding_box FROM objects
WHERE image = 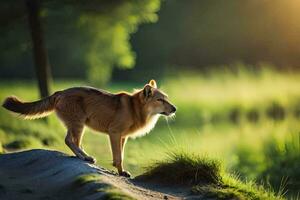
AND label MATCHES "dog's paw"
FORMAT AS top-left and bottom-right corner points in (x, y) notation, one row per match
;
(85, 156), (96, 164)
(119, 170), (131, 178)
